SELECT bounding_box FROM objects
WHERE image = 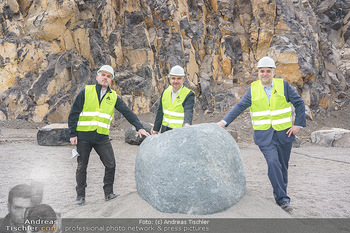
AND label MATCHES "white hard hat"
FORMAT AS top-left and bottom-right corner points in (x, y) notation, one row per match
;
(257, 56), (276, 69)
(169, 65), (185, 77)
(97, 65), (115, 80)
